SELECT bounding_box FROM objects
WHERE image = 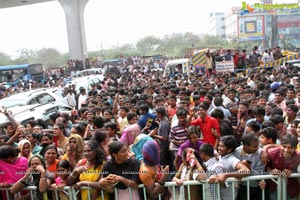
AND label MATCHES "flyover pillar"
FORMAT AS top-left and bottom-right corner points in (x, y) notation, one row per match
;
(58, 0), (89, 67)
